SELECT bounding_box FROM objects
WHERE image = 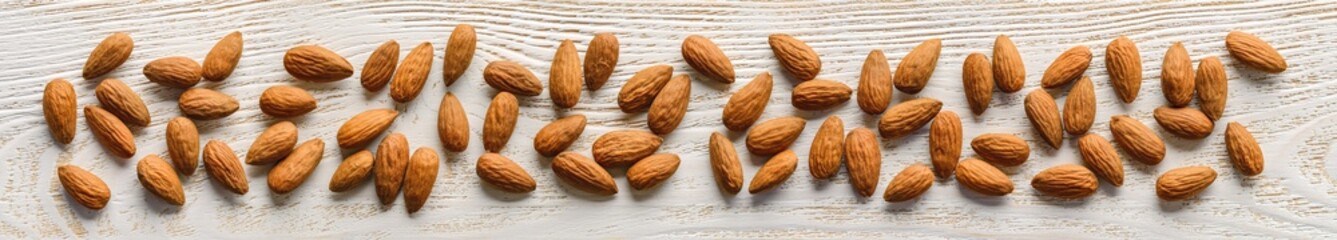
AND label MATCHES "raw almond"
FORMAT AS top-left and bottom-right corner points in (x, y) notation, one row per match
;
(549, 39), (582, 108)
(709, 132), (744, 194)
(328, 150), (373, 192)
(768, 33), (821, 81)
(1077, 134), (1124, 187)
(1153, 106), (1214, 139)
(1156, 166), (1216, 201)
(584, 33), (619, 90)
(1226, 122), (1263, 176)
(748, 149), (797, 194)
(390, 42), (434, 102)
(971, 133), (1030, 167)
(617, 64), (674, 113)
(721, 72), (773, 131)
(83, 32), (133, 79)
(57, 164), (111, 209)
(857, 49), (892, 114)
(893, 38), (942, 94)
(202, 31), (243, 81)
(1063, 76), (1096, 134)
(845, 128), (881, 197)
(165, 117), (199, 175)
(375, 133), (409, 204)
(404, 147), (439, 213)
(533, 115), (586, 157)
(551, 152), (617, 195)
(1031, 164), (1098, 199)
(992, 35), (1025, 93)
(476, 153), (536, 193)
(259, 85), (317, 118)
(437, 93), (470, 152)
(268, 138), (324, 194)
(955, 158), (1012, 196)
(136, 154), (184, 205)
(628, 153), (680, 190)
(483, 92), (518, 152)
(1106, 36), (1142, 103)
(876, 98), (942, 138)
(178, 88), (239, 120)
(361, 40), (399, 91)
(1110, 115), (1166, 165)
(929, 111), (962, 178)
(144, 56), (201, 88)
(43, 79), (77, 144)
(284, 45), (352, 82)
(745, 116), (806, 155)
(442, 24), (476, 86)
(681, 35), (734, 83)
(648, 74), (691, 134)
(245, 121), (298, 165)
(1041, 45), (1092, 88)
(883, 164), (933, 202)
(483, 61), (543, 96)
(963, 52), (993, 114)
(85, 106), (135, 158)
(336, 108), (398, 149)
(1162, 42), (1195, 107)
(1024, 90), (1063, 148)
(1196, 56), (1227, 120)
(1226, 31), (1287, 73)
(592, 130), (663, 167)
(94, 78), (150, 126)
(203, 140), (248, 194)
(808, 116), (844, 179)
(791, 79), (851, 110)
